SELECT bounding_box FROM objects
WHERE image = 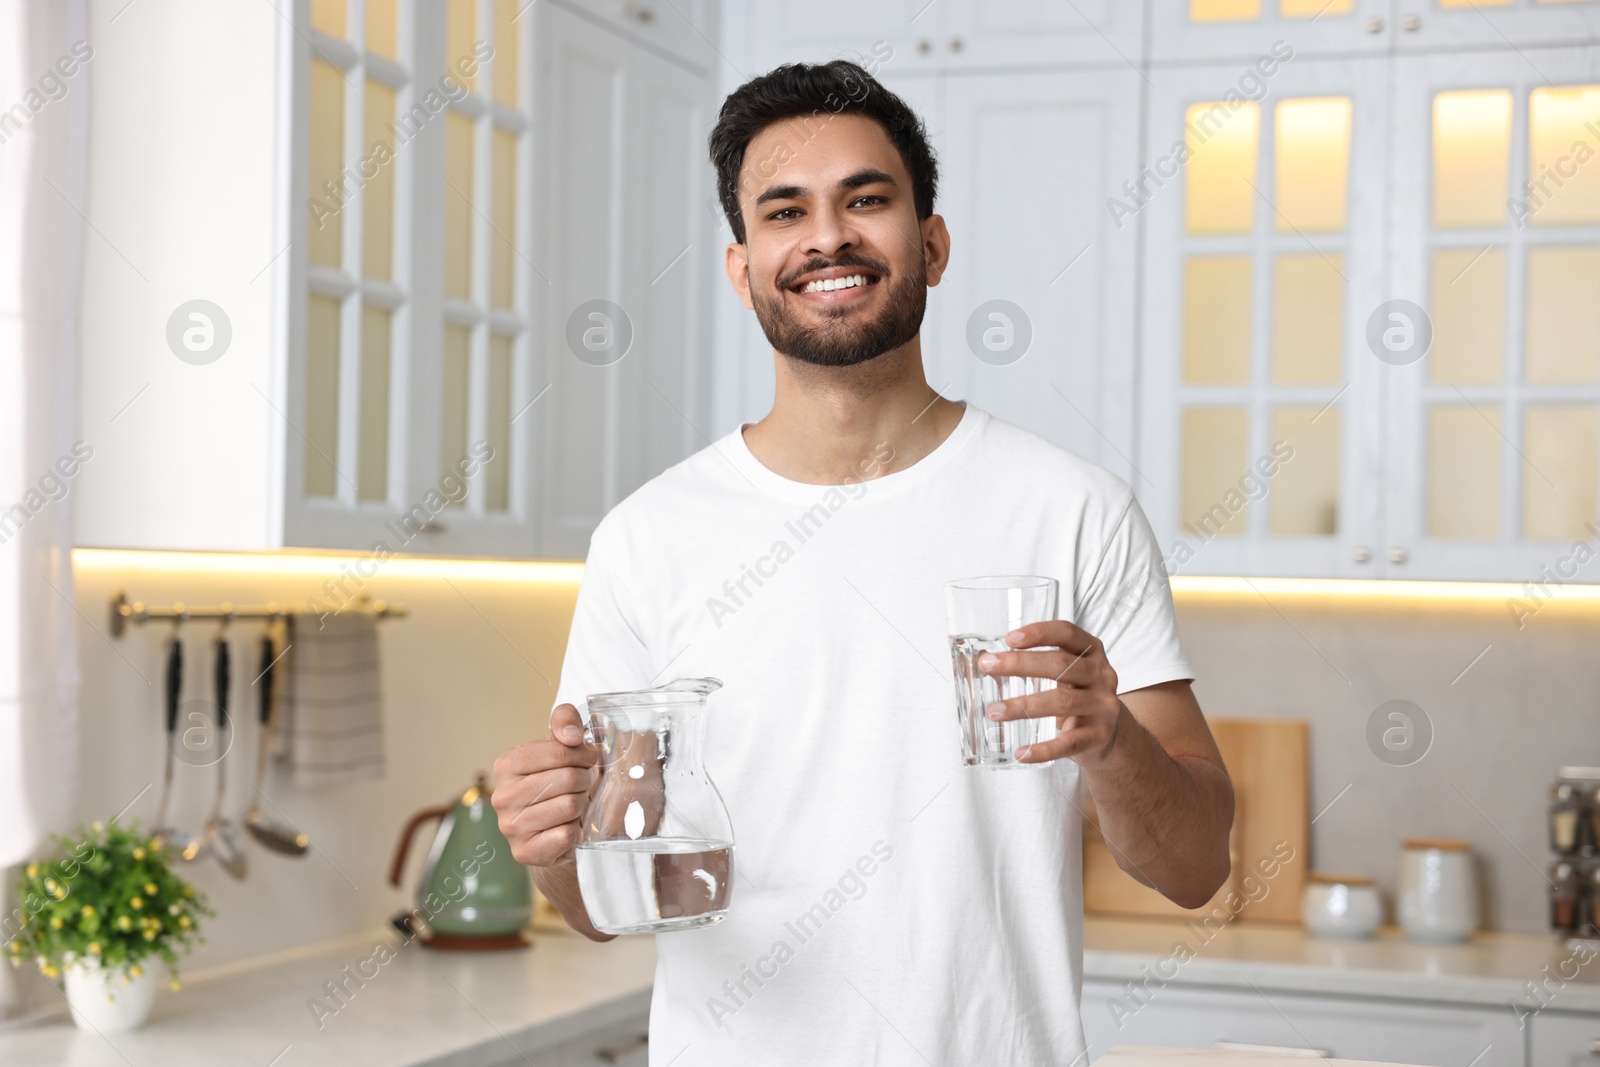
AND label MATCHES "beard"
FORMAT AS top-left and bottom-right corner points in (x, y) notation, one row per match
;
(750, 250), (927, 369)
